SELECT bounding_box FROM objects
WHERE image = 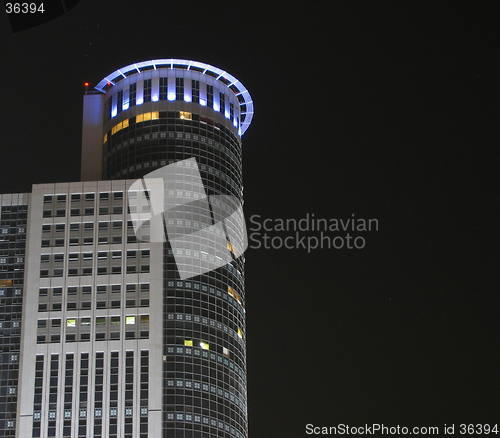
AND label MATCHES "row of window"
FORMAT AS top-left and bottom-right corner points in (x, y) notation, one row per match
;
(42, 220), (133, 233)
(43, 192), (124, 203)
(41, 234), (143, 246)
(32, 407), (149, 422)
(110, 78), (239, 126)
(39, 283), (149, 296)
(105, 122), (242, 175)
(40, 249), (150, 263)
(38, 298), (149, 312)
(40, 264), (150, 277)
(36, 331), (149, 344)
(42, 206), (124, 218)
(166, 280), (244, 314)
(170, 313), (243, 344)
(165, 345), (245, 383)
(0, 227), (25, 234)
(163, 411), (244, 438)
(166, 378), (246, 415)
